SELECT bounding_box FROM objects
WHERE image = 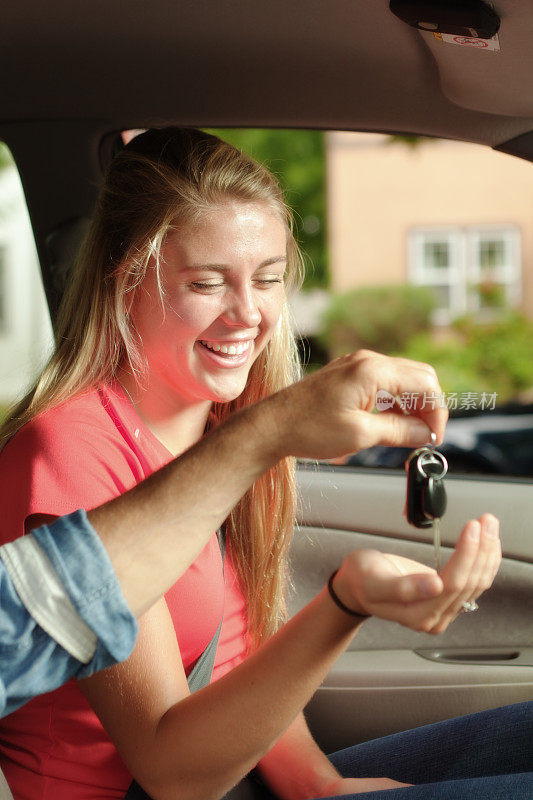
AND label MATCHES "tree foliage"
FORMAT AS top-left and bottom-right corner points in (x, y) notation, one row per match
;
(400, 312), (533, 402)
(387, 134), (424, 149)
(319, 284), (435, 358)
(318, 283), (533, 402)
(208, 129), (327, 288)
